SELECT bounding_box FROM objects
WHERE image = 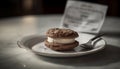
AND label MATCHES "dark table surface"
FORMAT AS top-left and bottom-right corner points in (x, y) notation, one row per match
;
(0, 15), (120, 69)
